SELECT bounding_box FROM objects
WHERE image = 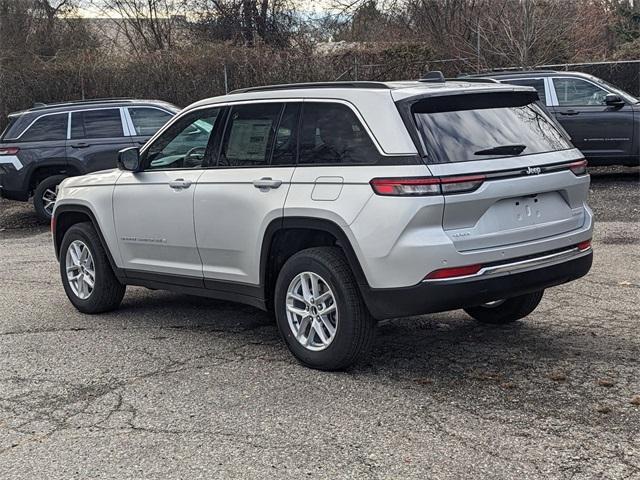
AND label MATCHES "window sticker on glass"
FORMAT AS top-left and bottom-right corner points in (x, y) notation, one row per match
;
(225, 119), (273, 163)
